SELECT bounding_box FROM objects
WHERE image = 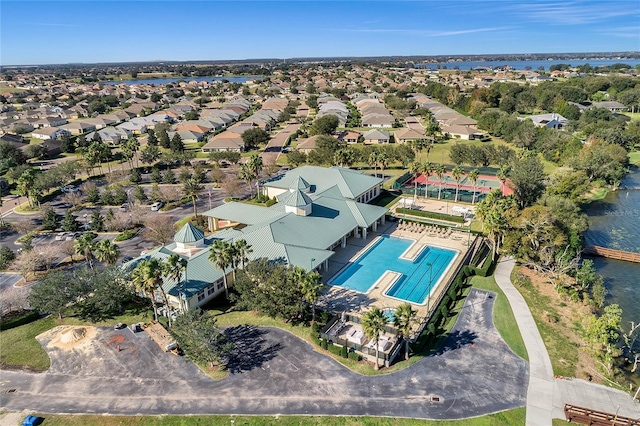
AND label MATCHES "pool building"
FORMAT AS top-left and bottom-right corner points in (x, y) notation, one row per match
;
(127, 166), (389, 312)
